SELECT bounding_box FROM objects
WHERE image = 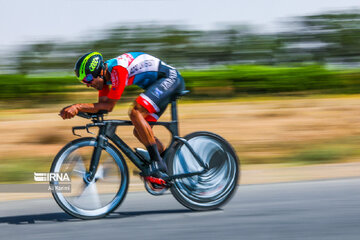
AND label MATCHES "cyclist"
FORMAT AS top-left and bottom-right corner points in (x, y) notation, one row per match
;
(60, 52), (185, 178)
